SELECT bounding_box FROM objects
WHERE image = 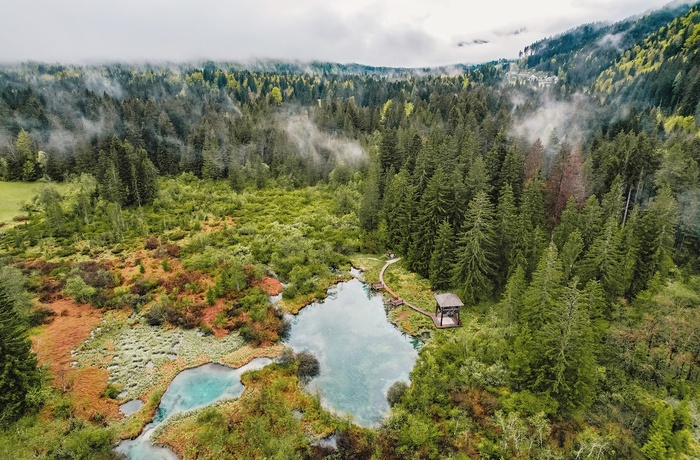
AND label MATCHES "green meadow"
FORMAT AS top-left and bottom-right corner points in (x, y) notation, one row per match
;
(0, 182), (69, 224)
